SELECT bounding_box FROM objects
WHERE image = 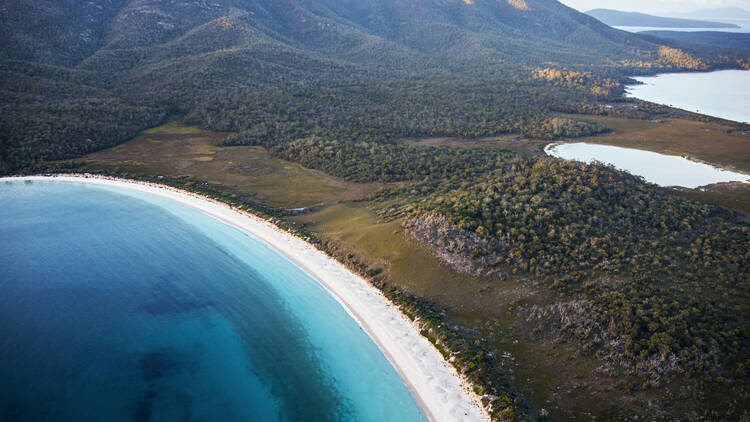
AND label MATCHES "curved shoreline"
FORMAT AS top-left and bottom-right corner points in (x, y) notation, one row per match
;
(544, 142), (750, 188)
(2, 174), (489, 422)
